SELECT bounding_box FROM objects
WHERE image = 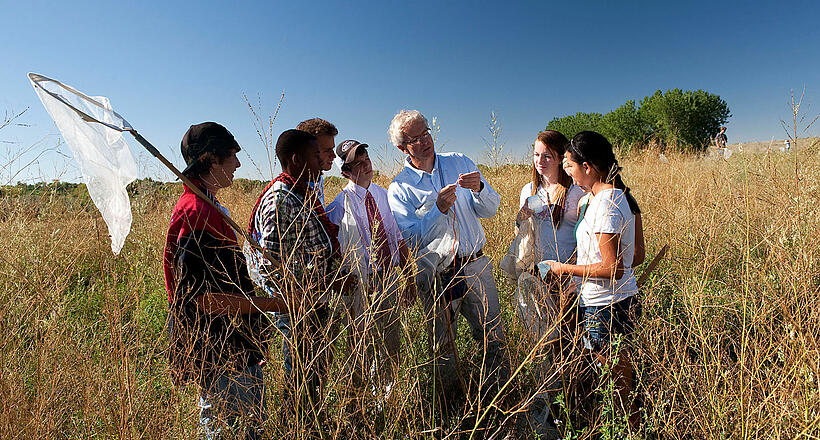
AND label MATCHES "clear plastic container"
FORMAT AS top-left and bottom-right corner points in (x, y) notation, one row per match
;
(536, 260), (552, 279)
(527, 194), (546, 212)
